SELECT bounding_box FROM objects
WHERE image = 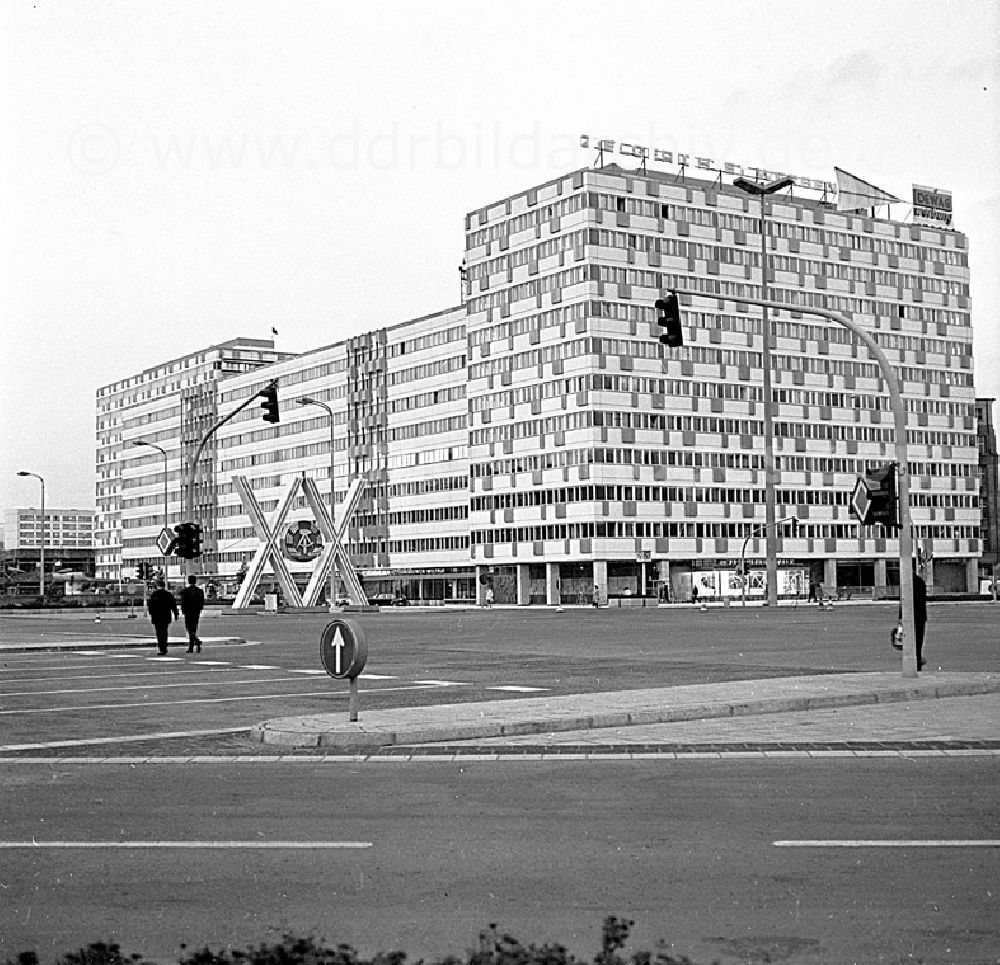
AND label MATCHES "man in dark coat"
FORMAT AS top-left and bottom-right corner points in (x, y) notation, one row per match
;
(899, 560), (928, 670)
(147, 581), (179, 655)
(913, 563), (928, 670)
(180, 574), (206, 653)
